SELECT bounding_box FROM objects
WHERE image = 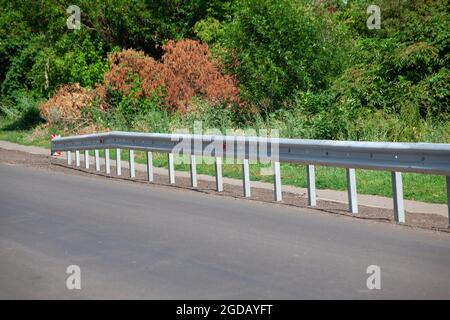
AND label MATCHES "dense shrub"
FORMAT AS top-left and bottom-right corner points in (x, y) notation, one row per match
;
(100, 40), (240, 112)
(100, 49), (164, 99)
(38, 84), (98, 124)
(220, 0), (349, 111)
(0, 89), (43, 130)
(161, 39), (240, 111)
